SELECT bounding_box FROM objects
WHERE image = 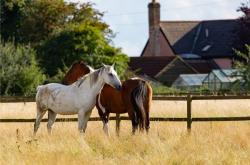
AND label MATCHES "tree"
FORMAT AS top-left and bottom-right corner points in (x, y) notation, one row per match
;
(1, 1), (129, 84)
(1, 0), (112, 46)
(38, 23), (128, 80)
(233, 45), (250, 91)
(235, 1), (250, 53)
(0, 41), (45, 96)
(0, 0), (26, 42)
